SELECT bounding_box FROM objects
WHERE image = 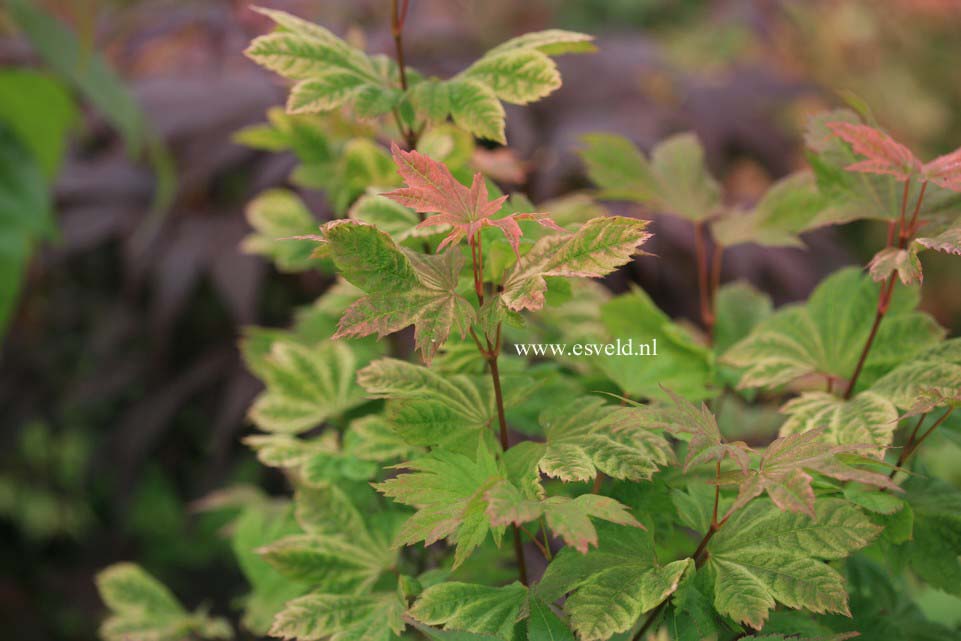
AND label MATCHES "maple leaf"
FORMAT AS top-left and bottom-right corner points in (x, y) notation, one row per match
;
(373, 443), (504, 568)
(308, 220), (474, 363)
(922, 147), (961, 191)
(826, 122), (921, 181)
(638, 388), (751, 473)
(485, 480), (644, 553)
(382, 143), (563, 256)
(726, 428), (900, 520)
(827, 121), (961, 192)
